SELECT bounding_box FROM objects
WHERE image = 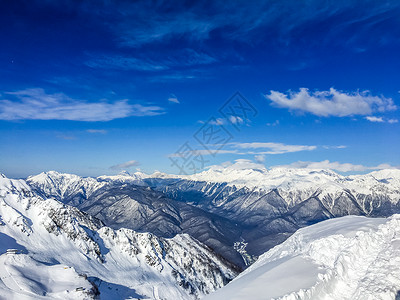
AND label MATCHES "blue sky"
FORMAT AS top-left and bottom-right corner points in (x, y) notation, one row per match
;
(0, 0), (399, 178)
